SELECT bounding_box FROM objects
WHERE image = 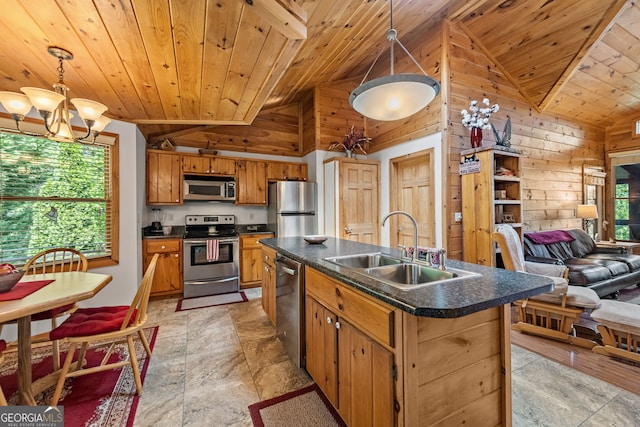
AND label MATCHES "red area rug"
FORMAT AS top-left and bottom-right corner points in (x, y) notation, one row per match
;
(0, 326), (158, 427)
(248, 383), (346, 427)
